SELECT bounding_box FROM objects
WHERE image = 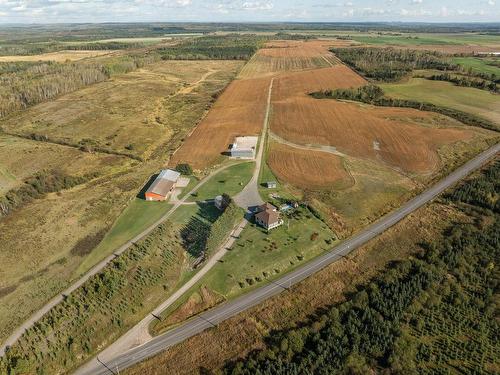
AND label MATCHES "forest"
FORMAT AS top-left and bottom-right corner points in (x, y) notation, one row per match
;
(312, 85), (498, 131)
(332, 47), (456, 81)
(221, 159), (499, 375)
(157, 34), (264, 60)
